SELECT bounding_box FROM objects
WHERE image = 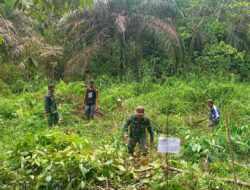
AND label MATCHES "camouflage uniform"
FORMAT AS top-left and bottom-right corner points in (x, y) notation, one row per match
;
(123, 114), (154, 155)
(45, 92), (59, 126)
